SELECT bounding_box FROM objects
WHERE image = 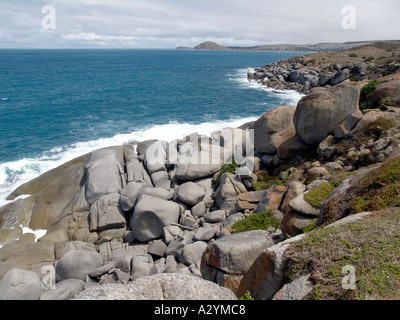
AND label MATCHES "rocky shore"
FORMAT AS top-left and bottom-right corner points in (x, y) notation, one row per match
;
(248, 41), (400, 94)
(1, 42), (400, 300)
